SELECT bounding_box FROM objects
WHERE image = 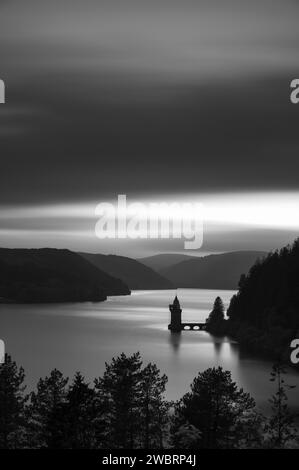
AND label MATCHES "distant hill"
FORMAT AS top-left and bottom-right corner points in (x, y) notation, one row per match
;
(227, 239), (299, 361)
(139, 253), (196, 272)
(159, 251), (267, 289)
(79, 253), (174, 290)
(0, 248), (130, 303)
